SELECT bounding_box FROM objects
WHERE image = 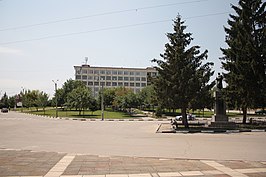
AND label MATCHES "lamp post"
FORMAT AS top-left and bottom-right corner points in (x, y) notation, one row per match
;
(101, 79), (104, 121)
(21, 87), (25, 112)
(52, 80), (59, 118)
